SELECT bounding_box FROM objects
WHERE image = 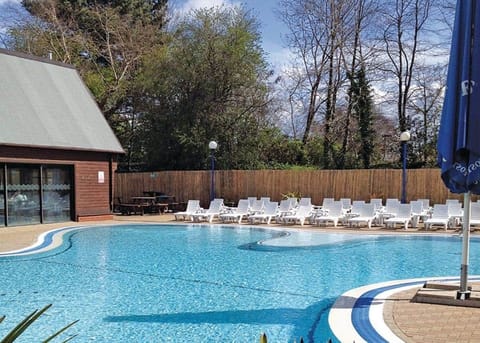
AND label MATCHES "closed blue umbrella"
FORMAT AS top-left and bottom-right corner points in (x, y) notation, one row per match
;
(438, 0), (480, 299)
